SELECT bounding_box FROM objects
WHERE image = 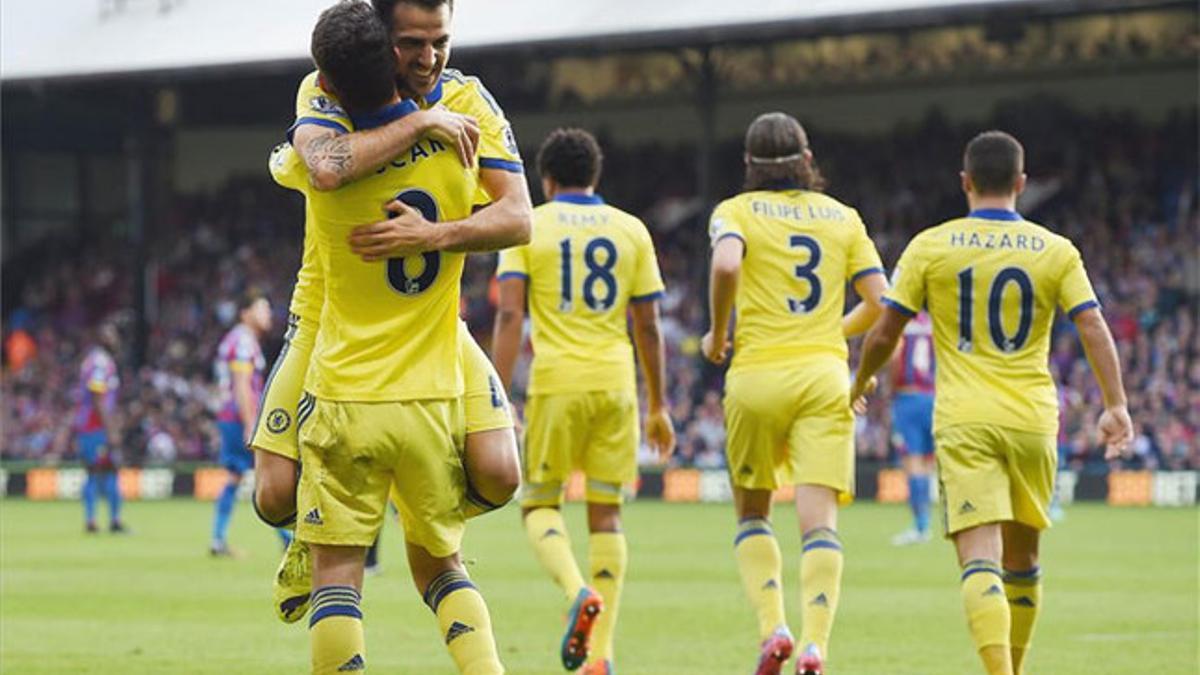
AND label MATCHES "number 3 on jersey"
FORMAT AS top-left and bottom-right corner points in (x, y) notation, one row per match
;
(559, 237), (618, 312)
(787, 235), (822, 314)
(386, 189), (440, 295)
